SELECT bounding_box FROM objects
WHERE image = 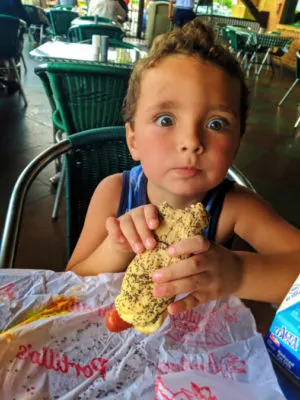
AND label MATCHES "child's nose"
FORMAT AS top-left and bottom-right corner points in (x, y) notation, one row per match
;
(178, 127), (204, 154)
